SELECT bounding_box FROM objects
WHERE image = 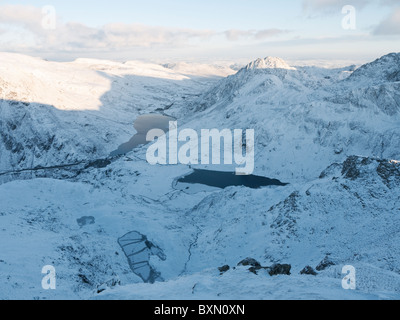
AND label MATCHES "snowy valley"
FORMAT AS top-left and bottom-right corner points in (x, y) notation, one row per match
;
(0, 52), (400, 300)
